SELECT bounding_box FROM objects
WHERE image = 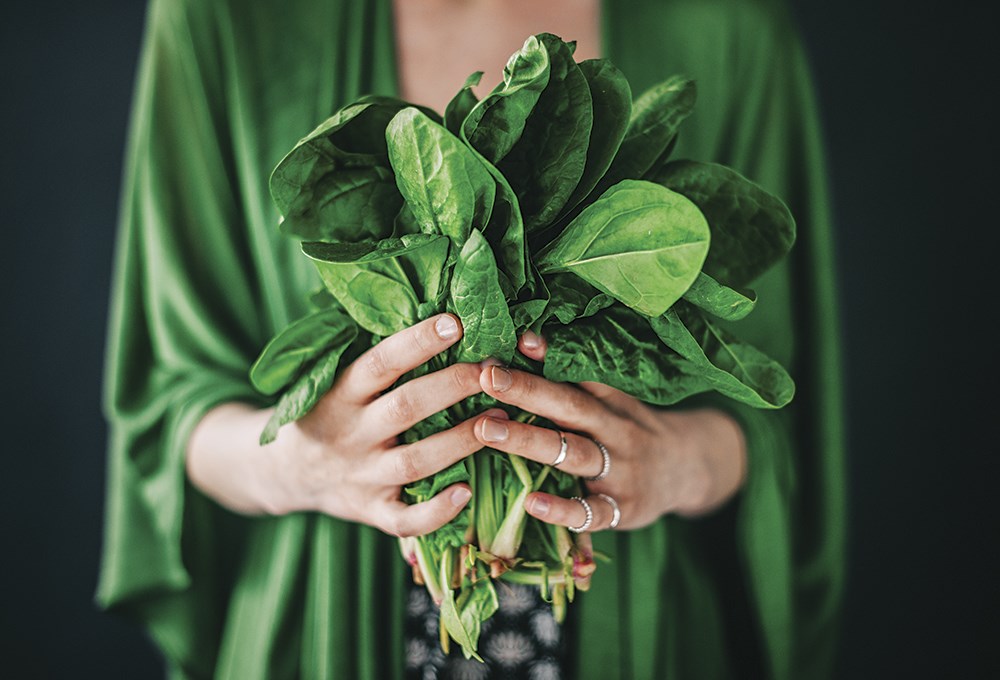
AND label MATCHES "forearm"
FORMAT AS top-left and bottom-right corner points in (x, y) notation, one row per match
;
(664, 408), (747, 517)
(186, 402), (287, 516)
